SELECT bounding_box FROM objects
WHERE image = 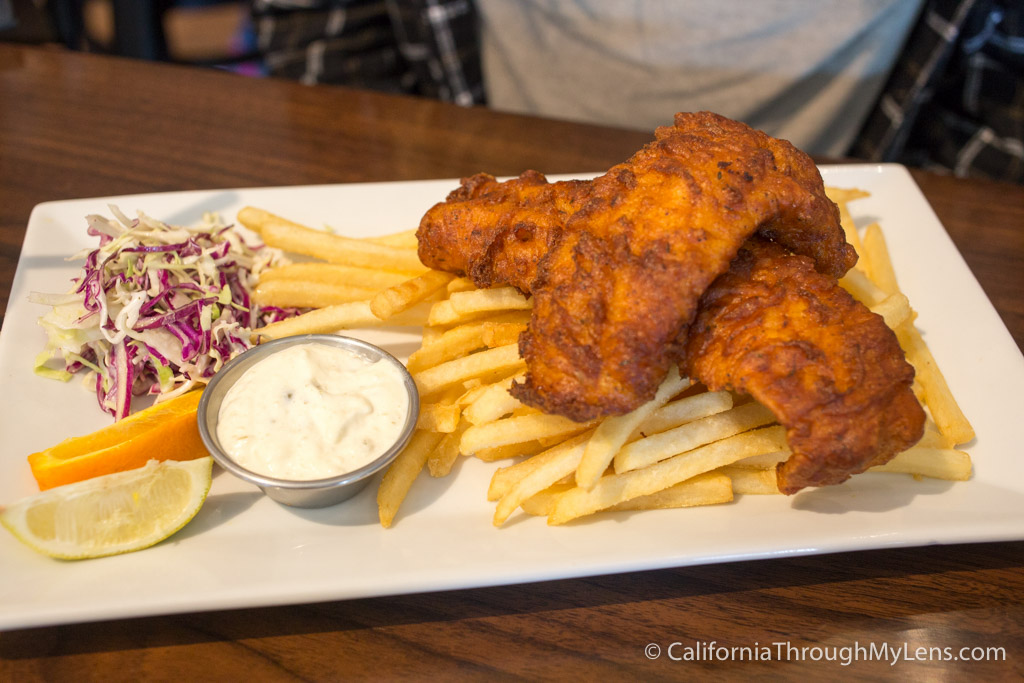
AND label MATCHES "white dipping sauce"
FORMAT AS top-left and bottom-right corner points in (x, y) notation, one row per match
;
(216, 342), (410, 480)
